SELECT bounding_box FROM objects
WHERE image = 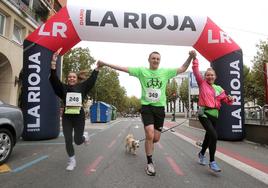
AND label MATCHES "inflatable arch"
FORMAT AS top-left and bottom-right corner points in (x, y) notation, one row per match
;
(22, 1), (244, 140)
